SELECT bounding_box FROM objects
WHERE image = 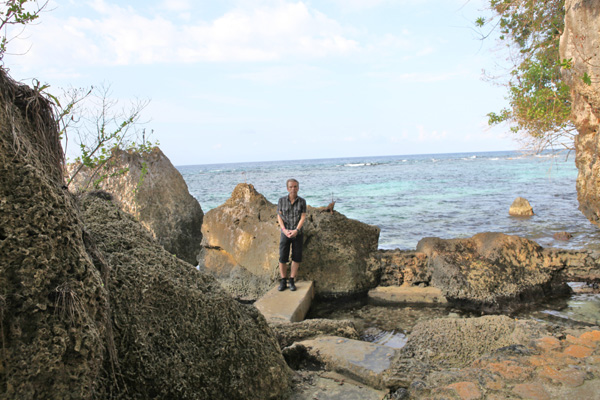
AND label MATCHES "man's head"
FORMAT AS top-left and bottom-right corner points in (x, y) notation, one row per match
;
(286, 179), (299, 197)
